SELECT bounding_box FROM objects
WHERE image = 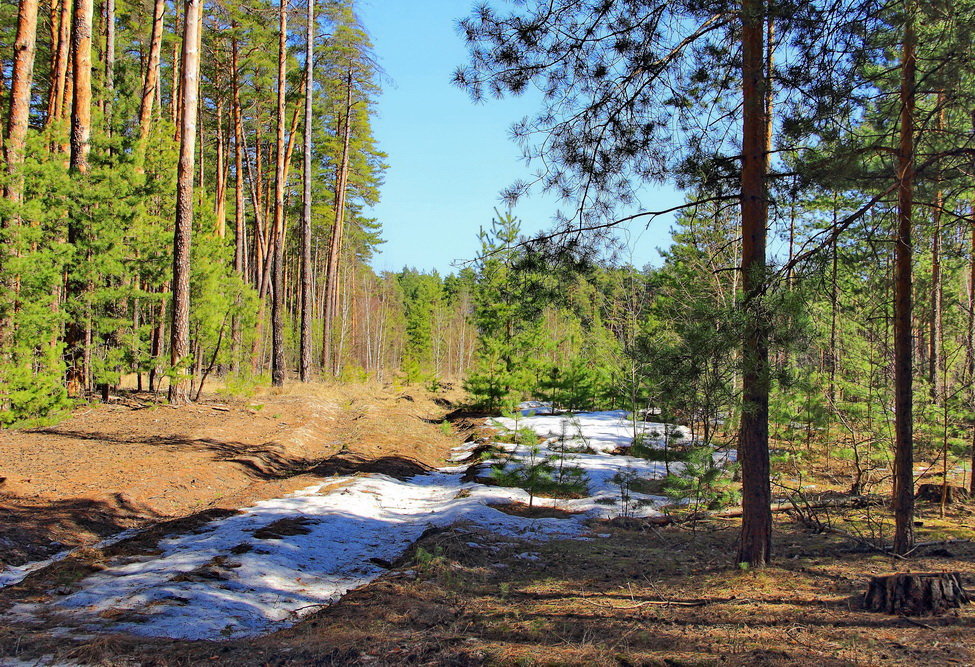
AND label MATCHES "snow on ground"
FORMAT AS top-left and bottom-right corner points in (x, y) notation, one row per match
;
(494, 408), (691, 454)
(3, 409), (730, 642)
(7, 473), (586, 640)
(0, 528), (141, 589)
